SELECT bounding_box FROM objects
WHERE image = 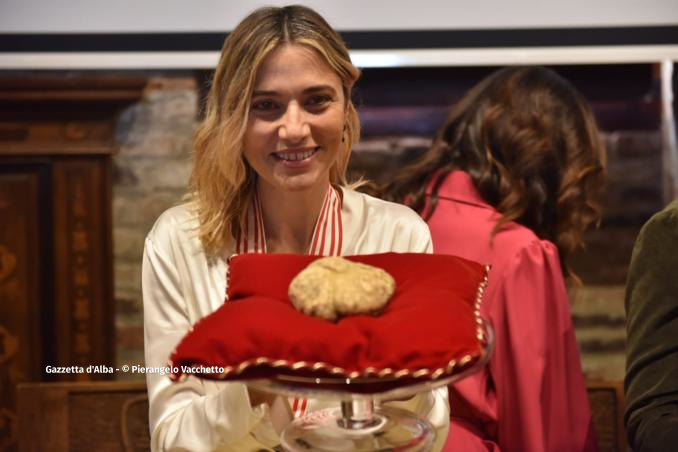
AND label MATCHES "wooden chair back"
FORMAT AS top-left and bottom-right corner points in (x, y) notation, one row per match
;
(587, 380), (628, 452)
(17, 381), (149, 452)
